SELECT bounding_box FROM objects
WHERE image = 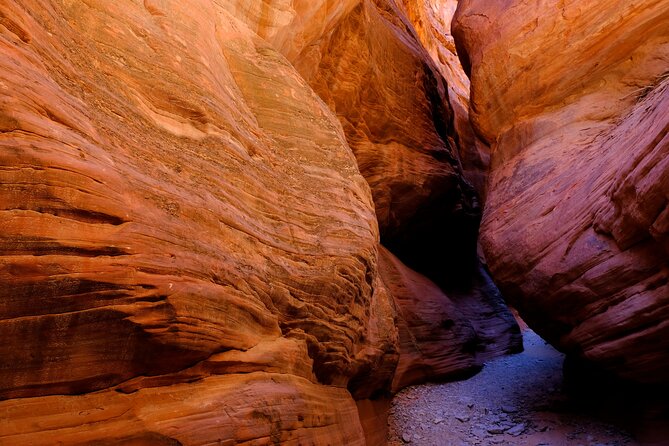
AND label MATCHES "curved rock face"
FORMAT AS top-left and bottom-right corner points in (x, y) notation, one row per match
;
(286, 0), (521, 395)
(378, 247), (520, 391)
(296, 0), (481, 290)
(0, 0), (397, 443)
(297, 0), (521, 382)
(398, 0), (490, 196)
(1, 0), (522, 443)
(454, 0), (669, 383)
(221, 0), (360, 66)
